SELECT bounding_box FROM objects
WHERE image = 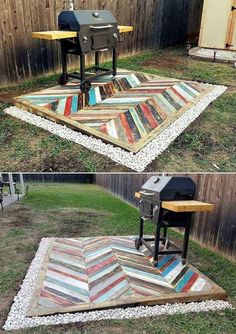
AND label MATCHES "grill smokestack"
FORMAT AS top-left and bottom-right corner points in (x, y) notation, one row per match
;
(68, 0), (74, 11)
